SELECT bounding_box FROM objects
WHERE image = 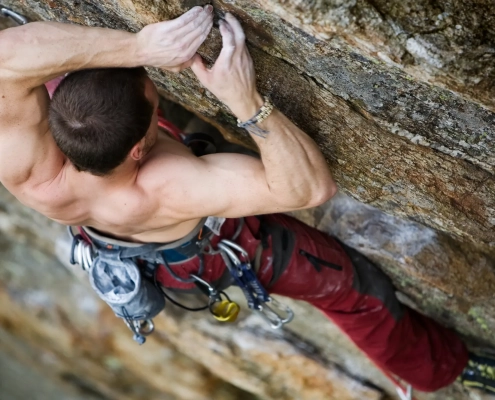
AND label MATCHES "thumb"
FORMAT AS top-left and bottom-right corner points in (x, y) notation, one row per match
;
(190, 53), (209, 82)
